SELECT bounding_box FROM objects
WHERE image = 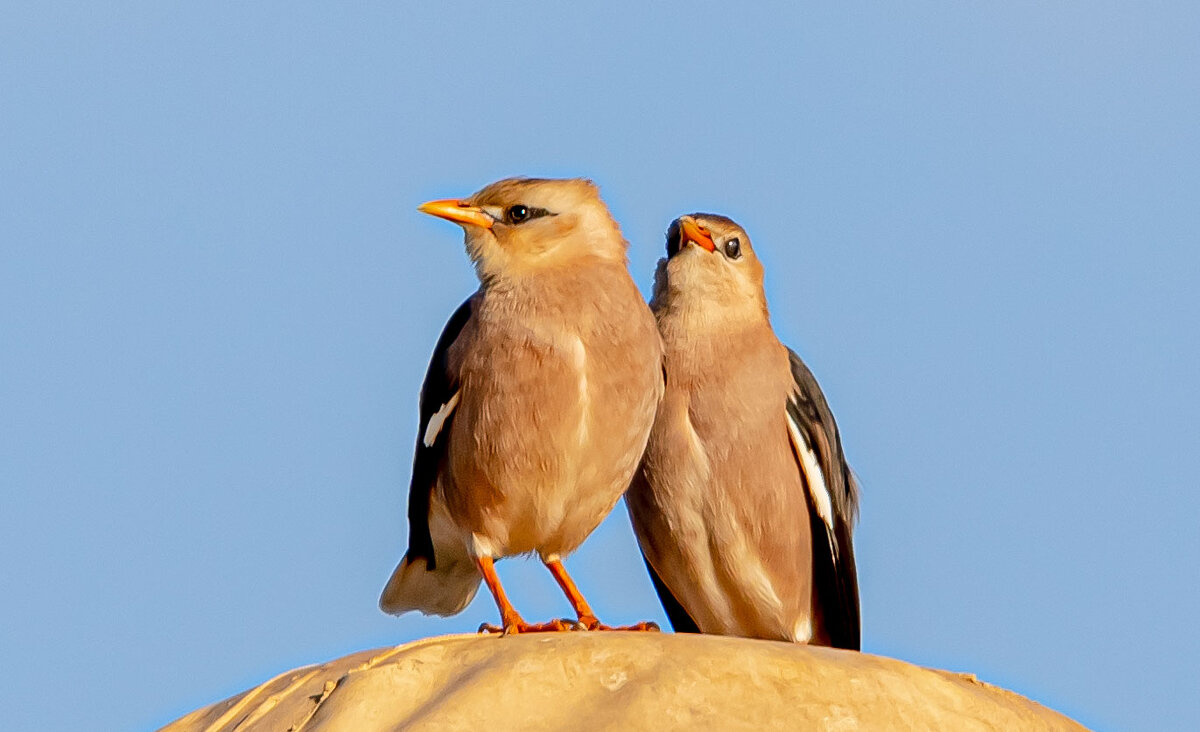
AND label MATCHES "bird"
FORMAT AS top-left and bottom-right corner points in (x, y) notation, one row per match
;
(625, 213), (861, 649)
(380, 177), (665, 635)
